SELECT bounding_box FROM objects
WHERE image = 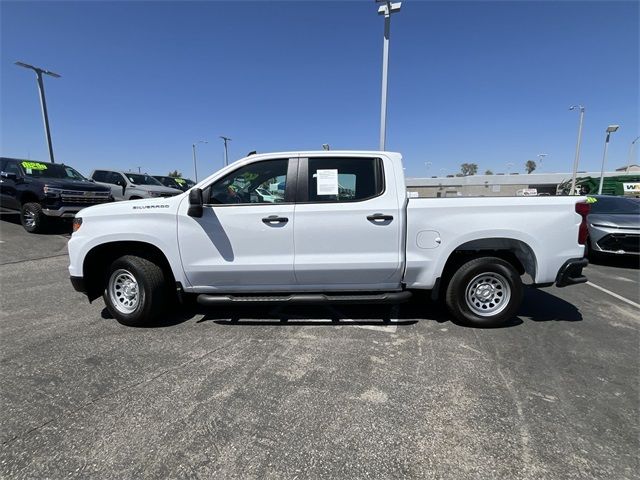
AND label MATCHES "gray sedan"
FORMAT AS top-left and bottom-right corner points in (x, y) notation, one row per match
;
(586, 196), (639, 257)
